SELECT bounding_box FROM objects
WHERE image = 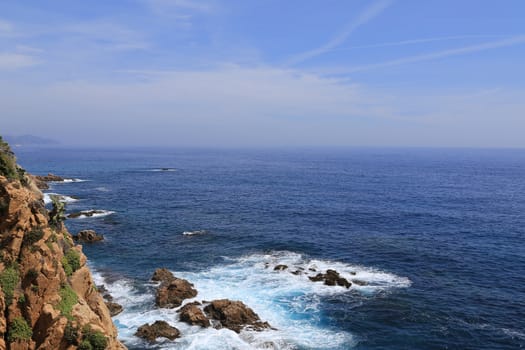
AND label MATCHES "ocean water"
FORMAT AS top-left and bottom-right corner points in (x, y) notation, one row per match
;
(15, 147), (525, 350)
